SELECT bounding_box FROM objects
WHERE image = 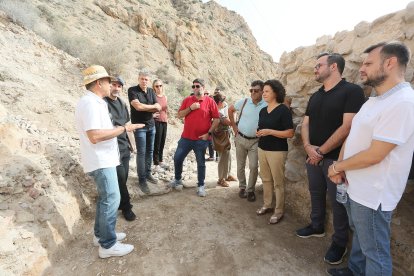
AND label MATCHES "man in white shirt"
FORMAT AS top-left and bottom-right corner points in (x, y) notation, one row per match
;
(327, 42), (414, 276)
(75, 65), (143, 258)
